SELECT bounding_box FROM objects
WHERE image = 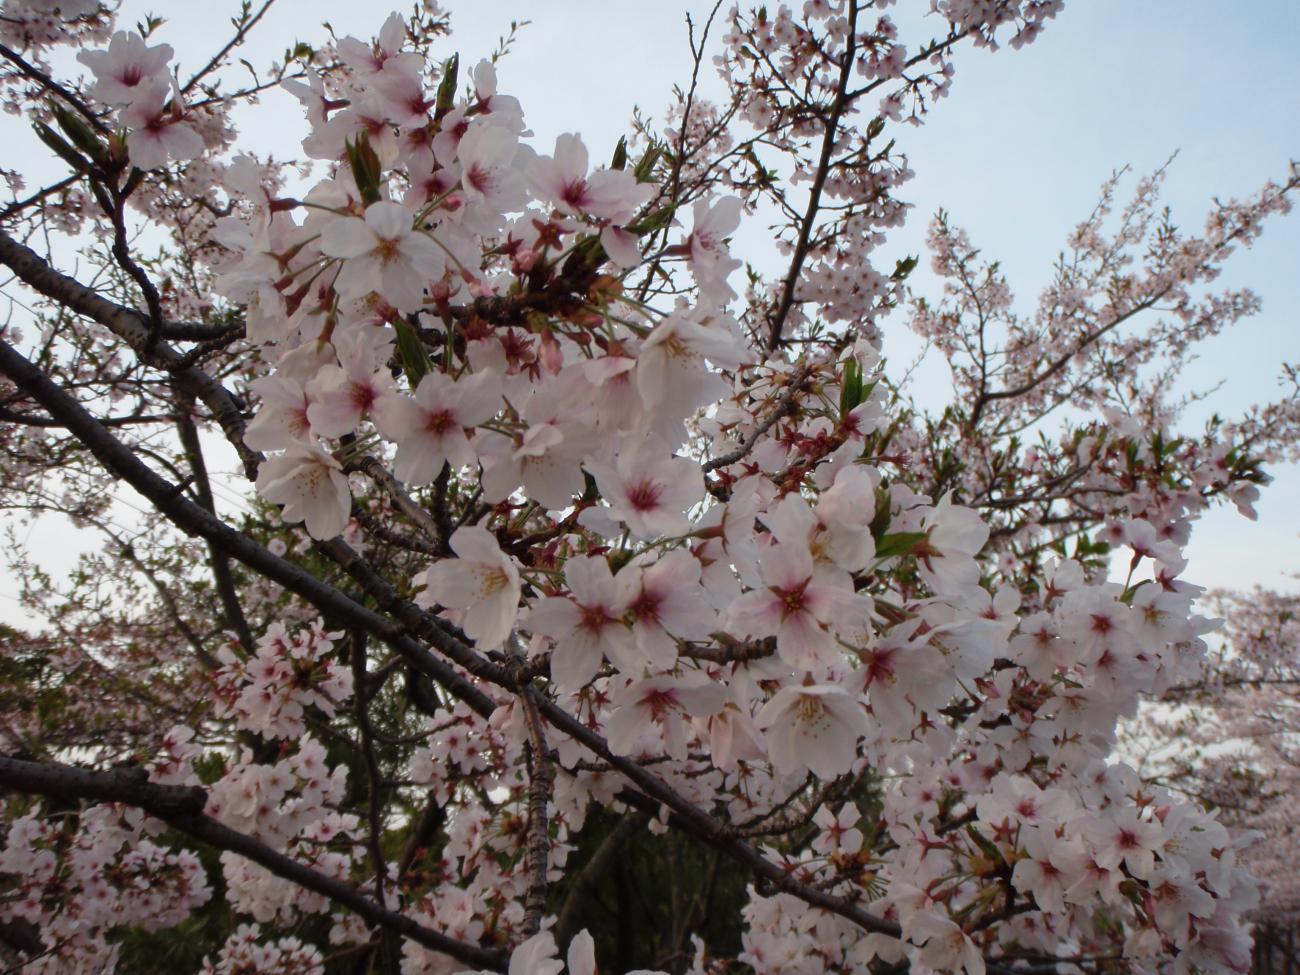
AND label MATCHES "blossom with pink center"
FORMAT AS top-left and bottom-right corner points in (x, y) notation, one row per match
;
(682, 196), (743, 305)
(305, 325), (397, 438)
(1011, 826), (1083, 915)
(254, 444), (351, 540)
(476, 377), (594, 510)
(320, 200), (444, 312)
(812, 804), (864, 856)
(527, 133), (653, 222)
(619, 549), (718, 670)
(78, 31), (173, 106)
(726, 541), (870, 670)
(976, 773), (1072, 838)
(754, 683), (869, 779)
(526, 555), (635, 690)
(372, 369), (502, 486)
(120, 82), (203, 171)
(456, 122), (527, 215)
(583, 439), (703, 540)
(337, 12), (422, 85)
(765, 468), (876, 576)
(417, 526), (521, 651)
(1084, 807), (1165, 880)
(244, 375), (312, 451)
(604, 674), (727, 760)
